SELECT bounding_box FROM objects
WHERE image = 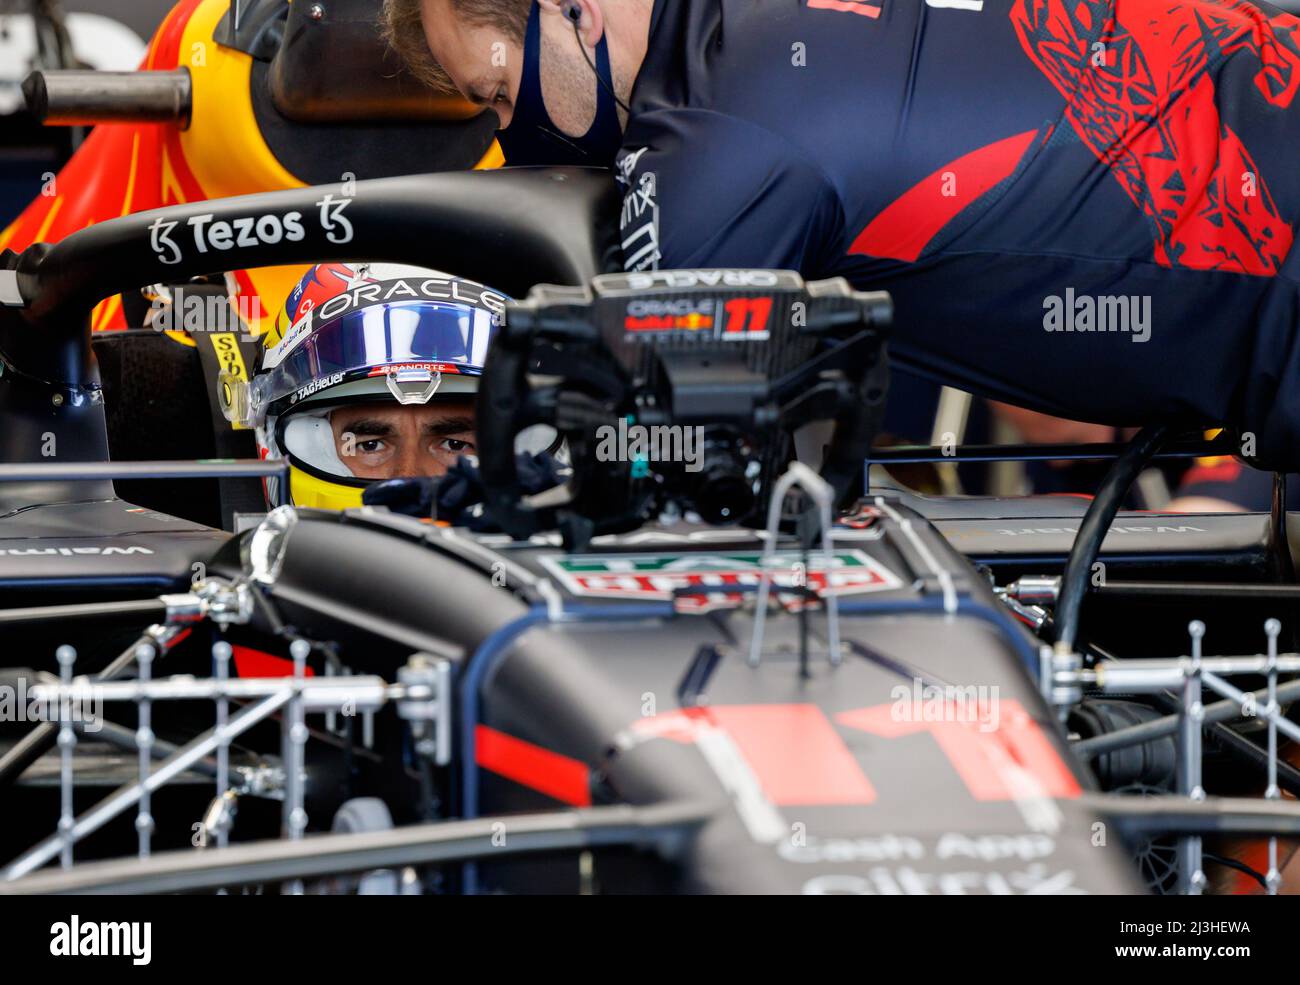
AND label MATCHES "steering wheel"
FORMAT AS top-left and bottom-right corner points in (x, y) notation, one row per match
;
(477, 273), (894, 543)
